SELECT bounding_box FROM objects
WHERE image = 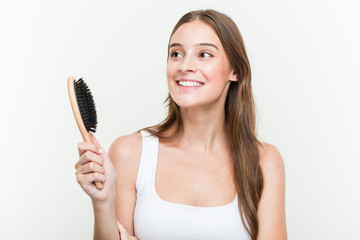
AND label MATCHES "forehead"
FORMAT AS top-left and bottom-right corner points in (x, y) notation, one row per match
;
(169, 20), (222, 48)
